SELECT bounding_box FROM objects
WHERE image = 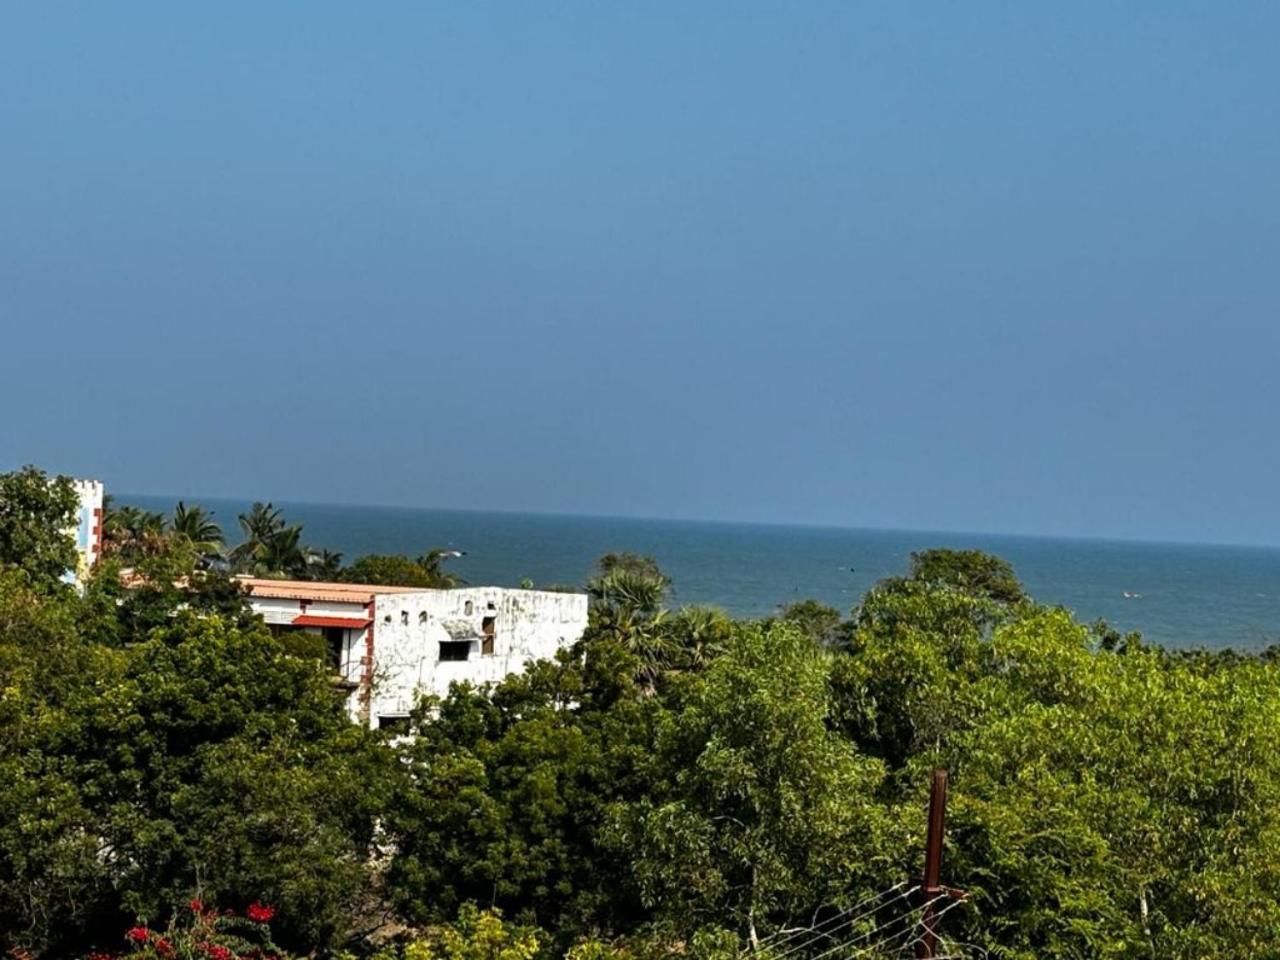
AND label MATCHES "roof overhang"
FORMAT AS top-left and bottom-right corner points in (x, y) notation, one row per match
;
(291, 615), (373, 629)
